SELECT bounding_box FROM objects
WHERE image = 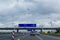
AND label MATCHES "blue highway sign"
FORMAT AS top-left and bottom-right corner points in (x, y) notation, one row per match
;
(18, 24), (36, 27)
